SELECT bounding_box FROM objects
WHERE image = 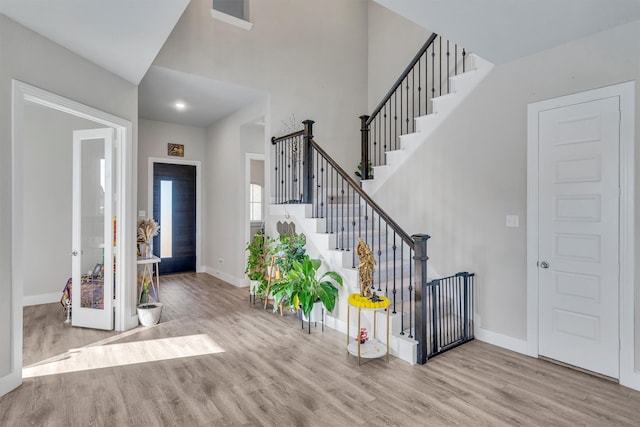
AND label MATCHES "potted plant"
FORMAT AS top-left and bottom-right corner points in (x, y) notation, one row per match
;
(137, 278), (162, 326)
(270, 255), (343, 322)
(245, 230), (268, 302)
(266, 232), (307, 308)
(136, 217), (162, 326)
